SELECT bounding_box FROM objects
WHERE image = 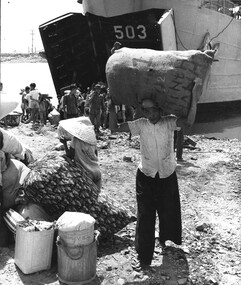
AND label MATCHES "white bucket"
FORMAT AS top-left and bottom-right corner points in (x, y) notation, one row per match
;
(14, 225), (54, 274)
